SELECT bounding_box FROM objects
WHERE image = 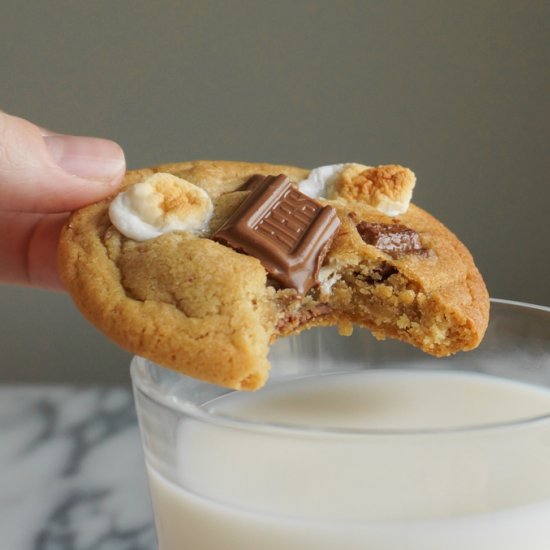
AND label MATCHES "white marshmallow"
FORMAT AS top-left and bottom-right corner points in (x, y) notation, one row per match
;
(298, 164), (348, 199)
